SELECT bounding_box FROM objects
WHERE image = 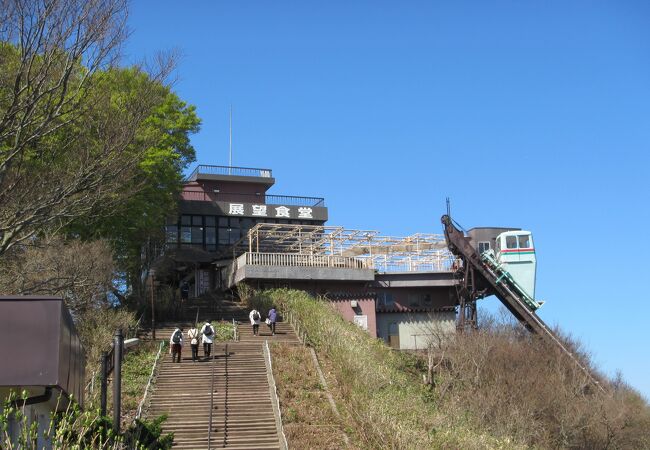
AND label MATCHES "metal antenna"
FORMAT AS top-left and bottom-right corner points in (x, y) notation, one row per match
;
(229, 105), (233, 174)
